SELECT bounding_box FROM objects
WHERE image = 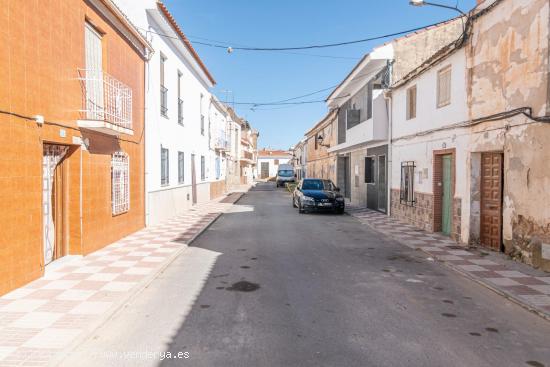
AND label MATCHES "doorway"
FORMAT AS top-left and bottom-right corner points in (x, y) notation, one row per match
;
(378, 155), (387, 213)
(441, 155), (453, 236)
(337, 156), (351, 199)
(191, 154), (197, 205)
(480, 152), (503, 250)
(43, 144), (69, 266)
(260, 162), (269, 179)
